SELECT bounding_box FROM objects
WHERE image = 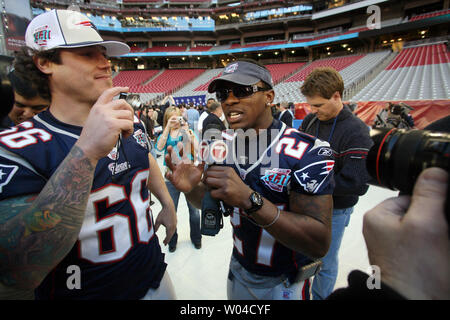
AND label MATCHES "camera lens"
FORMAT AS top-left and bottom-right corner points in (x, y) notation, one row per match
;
(367, 128), (450, 194)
